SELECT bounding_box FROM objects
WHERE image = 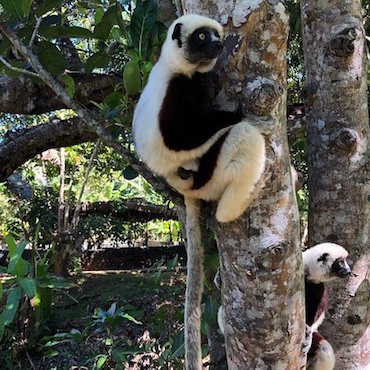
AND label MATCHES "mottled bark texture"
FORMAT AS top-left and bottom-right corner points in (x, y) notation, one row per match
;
(301, 1), (369, 369)
(0, 118), (97, 182)
(183, 1), (304, 368)
(0, 73), (120, 114)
